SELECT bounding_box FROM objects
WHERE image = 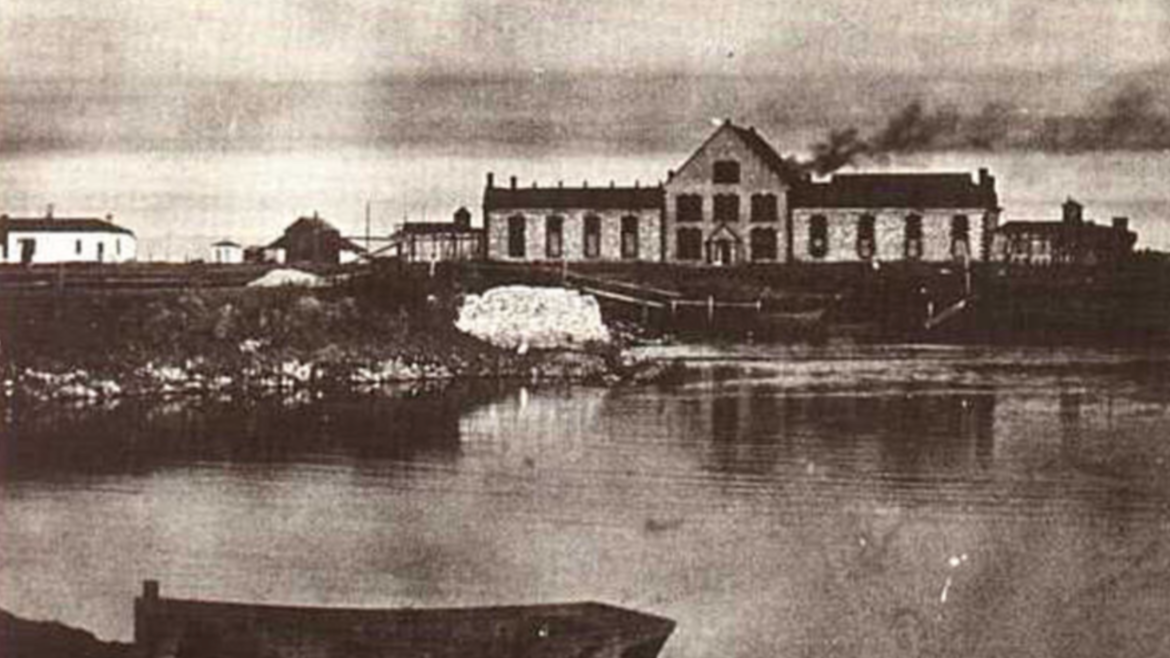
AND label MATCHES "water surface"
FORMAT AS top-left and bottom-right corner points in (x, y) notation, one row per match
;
(2, 346), (1170, 658)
